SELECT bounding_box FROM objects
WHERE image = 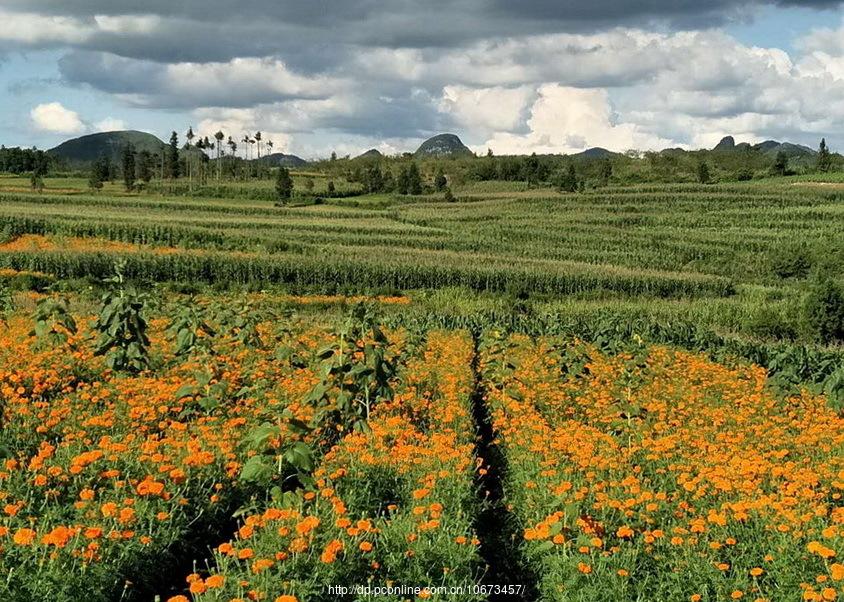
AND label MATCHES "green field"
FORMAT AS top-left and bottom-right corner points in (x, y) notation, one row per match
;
(0, 172), (842, 602)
